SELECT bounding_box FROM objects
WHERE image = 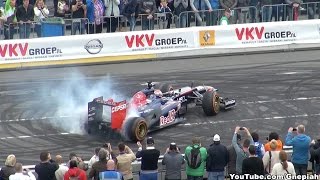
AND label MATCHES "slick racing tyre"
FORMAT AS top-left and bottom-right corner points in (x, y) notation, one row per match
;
(159, 83), (174, 93)
(202, 91), (220, 116)
(127, 117), (148, 141)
